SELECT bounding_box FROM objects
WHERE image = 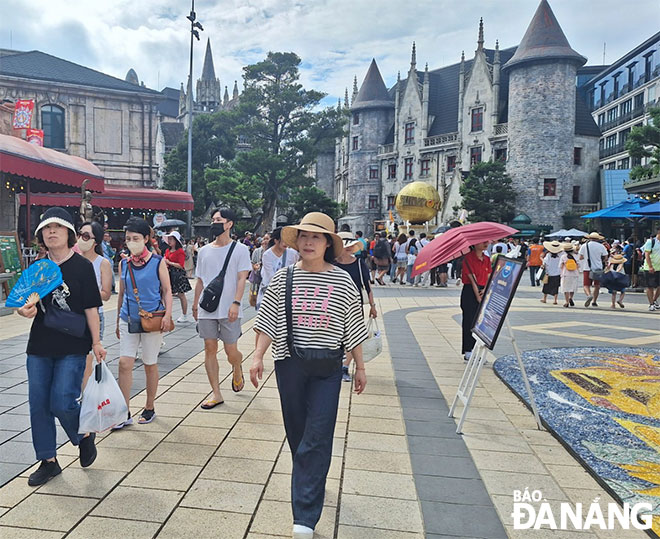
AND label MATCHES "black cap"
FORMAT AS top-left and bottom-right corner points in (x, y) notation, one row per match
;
(35, 207), (75, 235)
